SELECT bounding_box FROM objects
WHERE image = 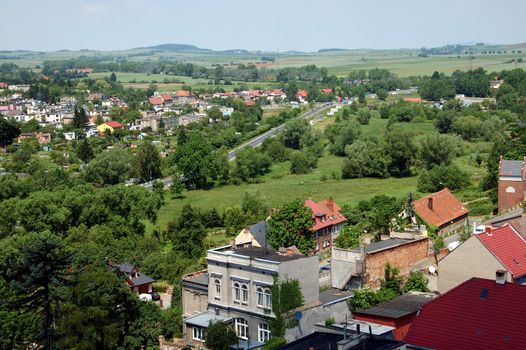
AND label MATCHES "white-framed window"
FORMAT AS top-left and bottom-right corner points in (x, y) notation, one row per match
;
(233, 282), (241, 302)
(193, 327), (205, 341)
(258, 323), (271, 342)
(316, 241), (320, 251)
(257, 287), (264, 306)
(214, 278), (221, 300)
(264, 288), (271, 308)
(241, 284), (249, 304)
(235, 318), (248, 340)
